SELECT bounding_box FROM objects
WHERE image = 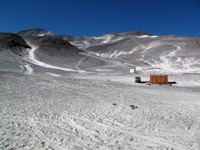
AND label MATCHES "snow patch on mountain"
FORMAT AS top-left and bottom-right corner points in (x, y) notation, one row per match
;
(137, 35), (159, 38)
(37, 31), (55, 36)
(96, 41), (162, 59)
(93, 34), (114, 43)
